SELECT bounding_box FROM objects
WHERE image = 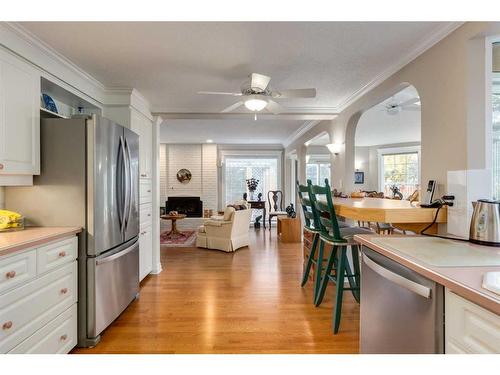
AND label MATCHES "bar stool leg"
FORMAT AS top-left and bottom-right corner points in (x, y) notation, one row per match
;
(313, 239), (325, 303)
(349, 245), (361, 303)
(314, 245), (338, 306)
(301, 232), (319, 287)
(332, 247), (347, 334)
